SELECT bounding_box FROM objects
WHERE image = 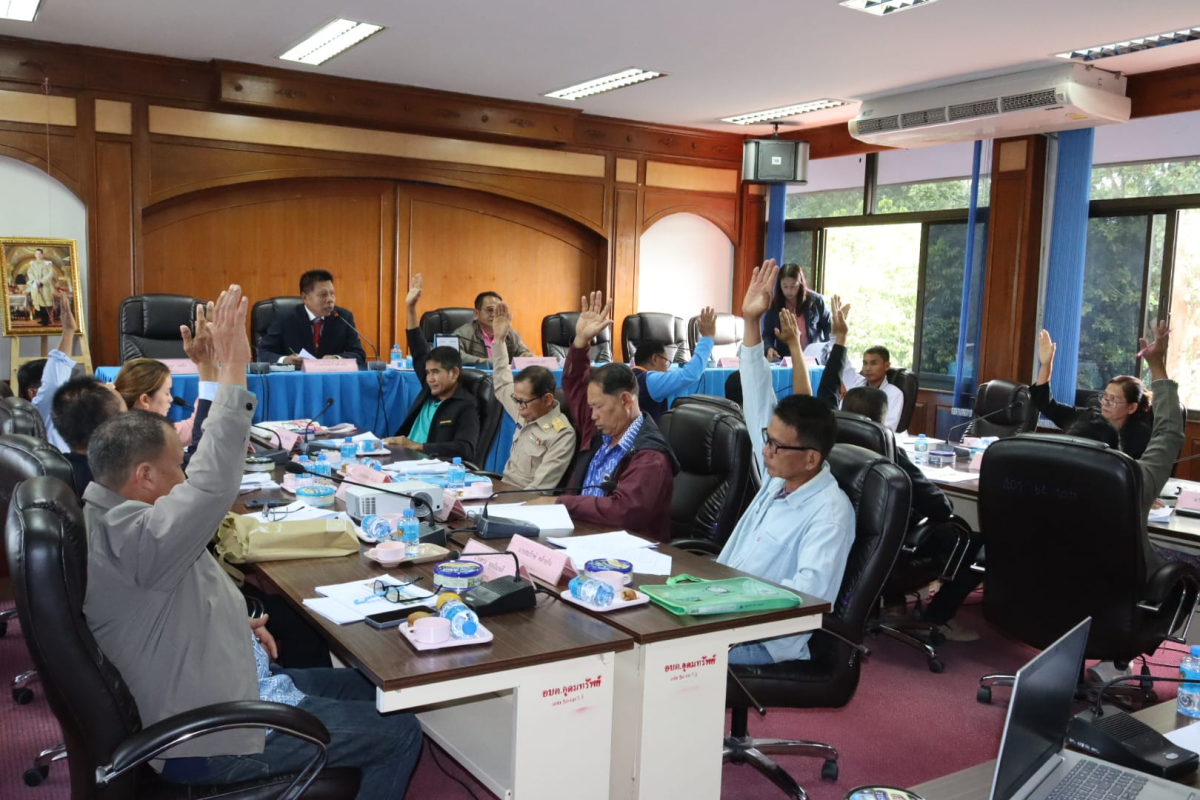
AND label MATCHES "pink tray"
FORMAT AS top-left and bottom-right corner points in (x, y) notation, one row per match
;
(398, 621), (494, 651)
